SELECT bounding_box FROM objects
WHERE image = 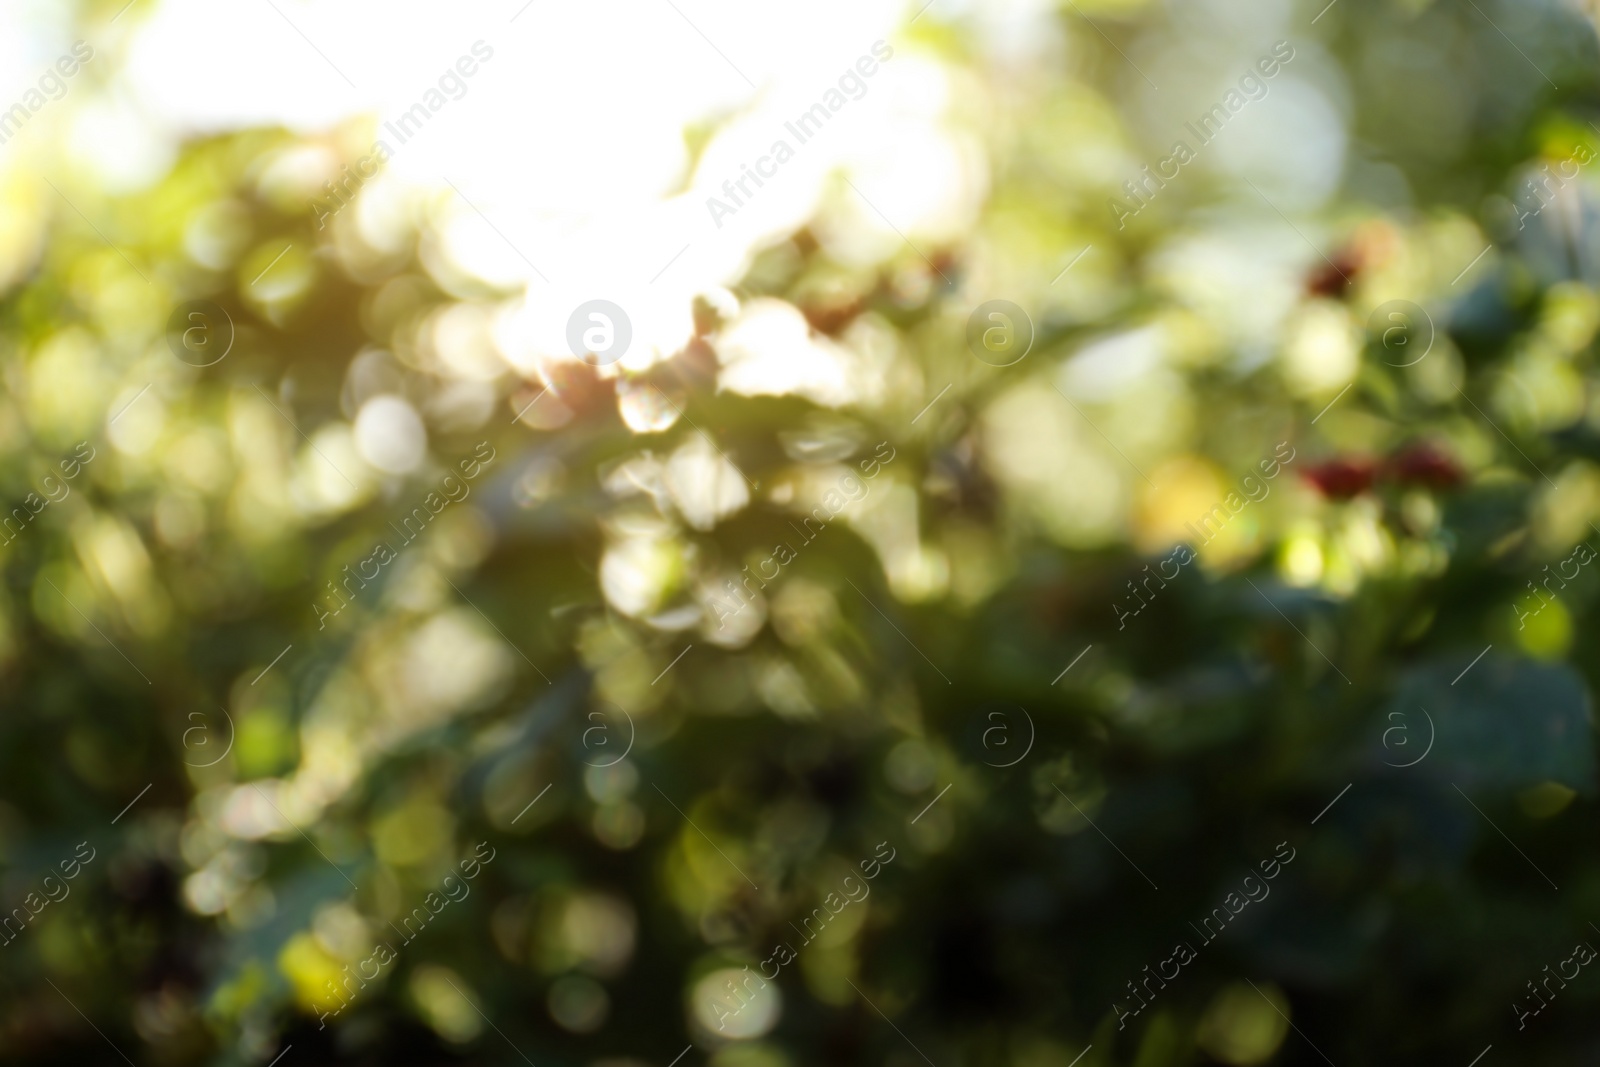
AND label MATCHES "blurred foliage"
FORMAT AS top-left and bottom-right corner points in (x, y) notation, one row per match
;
(5, 1), (1600, 1066)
